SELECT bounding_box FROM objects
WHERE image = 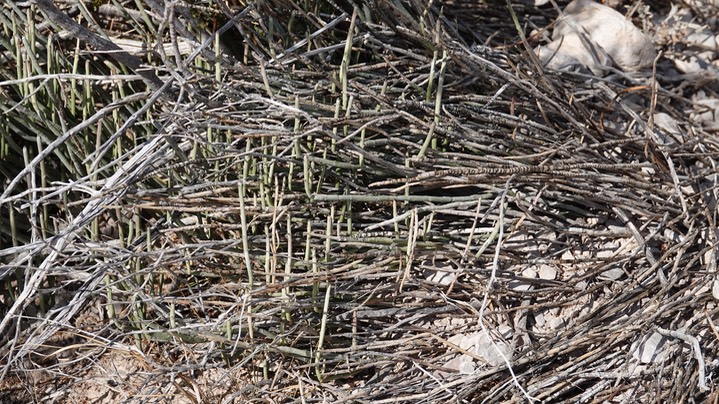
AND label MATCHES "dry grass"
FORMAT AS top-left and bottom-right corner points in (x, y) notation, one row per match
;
(1, 0), (719, 402)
